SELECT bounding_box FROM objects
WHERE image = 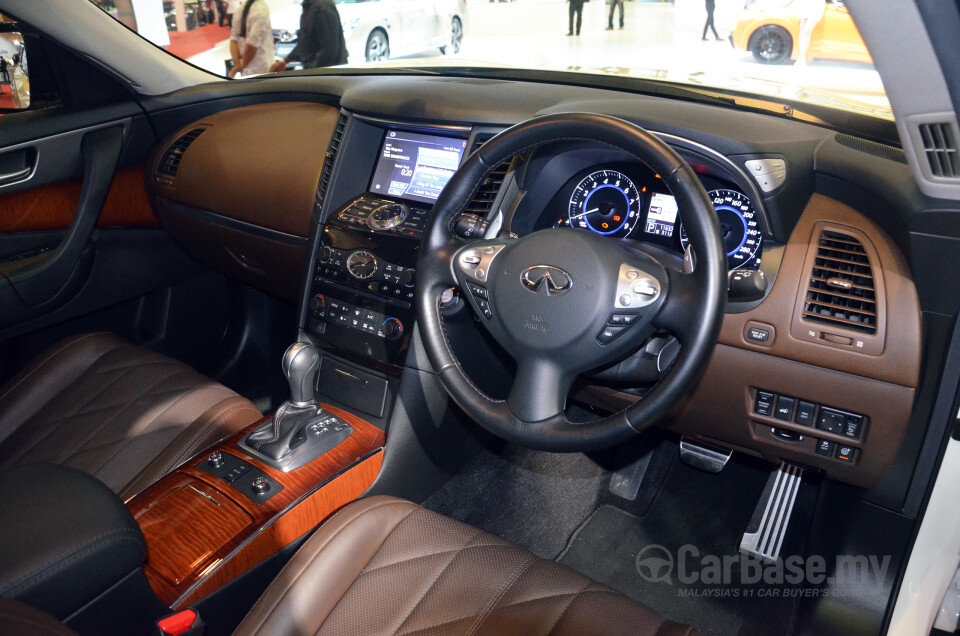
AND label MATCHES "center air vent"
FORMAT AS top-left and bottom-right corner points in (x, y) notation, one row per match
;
(465, 133), (510, 217)
(156, 128), (205, 181)
(315, 112), (348, 211)
(918, 122), (958, 178)
(802, 230), (877, 334)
